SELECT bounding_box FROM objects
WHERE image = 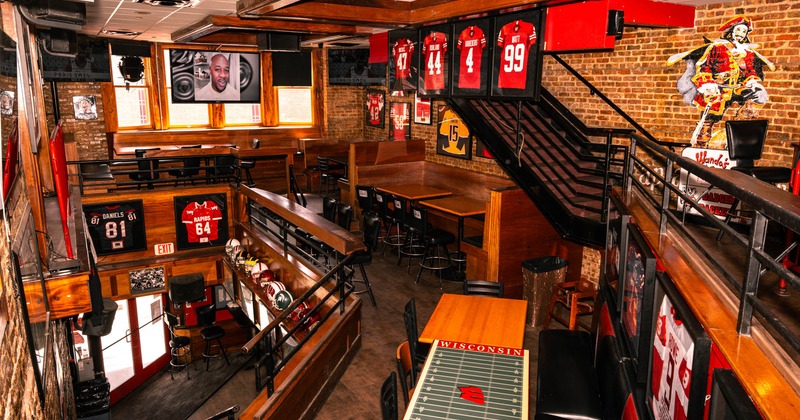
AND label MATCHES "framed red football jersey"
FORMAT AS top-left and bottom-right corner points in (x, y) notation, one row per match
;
(174, 193), (229, 250)
(389, 102), (411, 141)
(451, 18), (493, 97)
(388, 29), (419, 92)
(490, 10), (545, 99)
(365, 89), (385, 128)
(419, 24), (451, 97)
